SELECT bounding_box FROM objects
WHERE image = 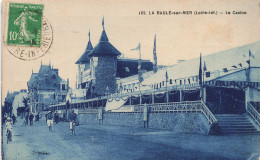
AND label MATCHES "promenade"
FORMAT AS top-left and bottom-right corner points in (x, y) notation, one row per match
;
(2, 117), (260, 160)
